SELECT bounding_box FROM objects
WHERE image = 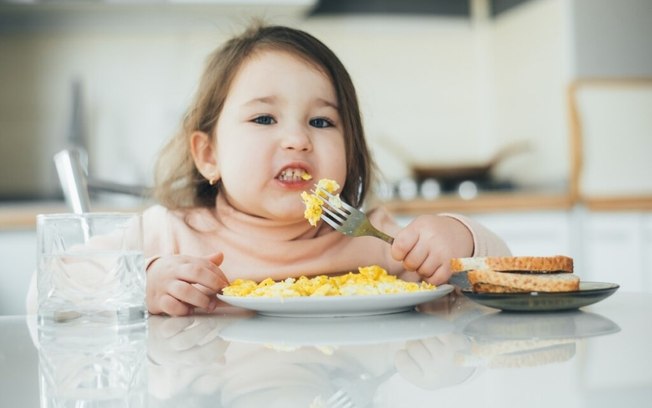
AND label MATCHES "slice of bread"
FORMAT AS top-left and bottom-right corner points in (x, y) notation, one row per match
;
(451, 256), (573, 274)
(471, 283), (531, 293)
(468, 269), (580, 293)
